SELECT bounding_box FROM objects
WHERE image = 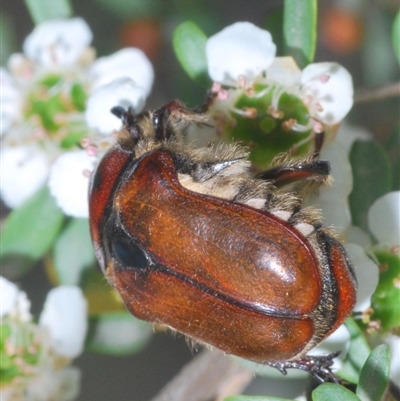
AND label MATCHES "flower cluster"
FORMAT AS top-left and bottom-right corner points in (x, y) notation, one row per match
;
(0, 277), (87, 401)
(206, 22), (353, 128)
(197, 22), (354, 165)
(0, 17), (154, 217)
